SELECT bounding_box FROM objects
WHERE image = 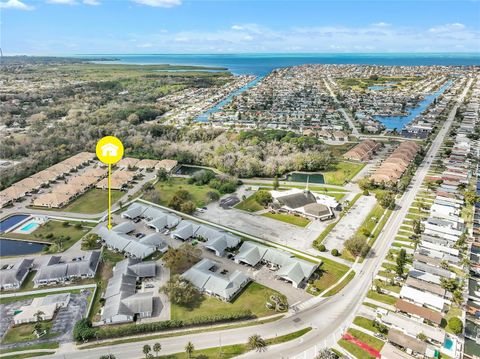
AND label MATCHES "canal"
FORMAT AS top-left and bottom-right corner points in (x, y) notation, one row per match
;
(196, 76), (263, 122)
(374, 80), (452, 130)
